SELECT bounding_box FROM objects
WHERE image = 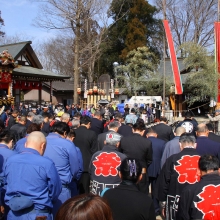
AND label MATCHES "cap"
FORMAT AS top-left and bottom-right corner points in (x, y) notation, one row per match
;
(57, 111), (64, 117)
(106, 132), (121, 143)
